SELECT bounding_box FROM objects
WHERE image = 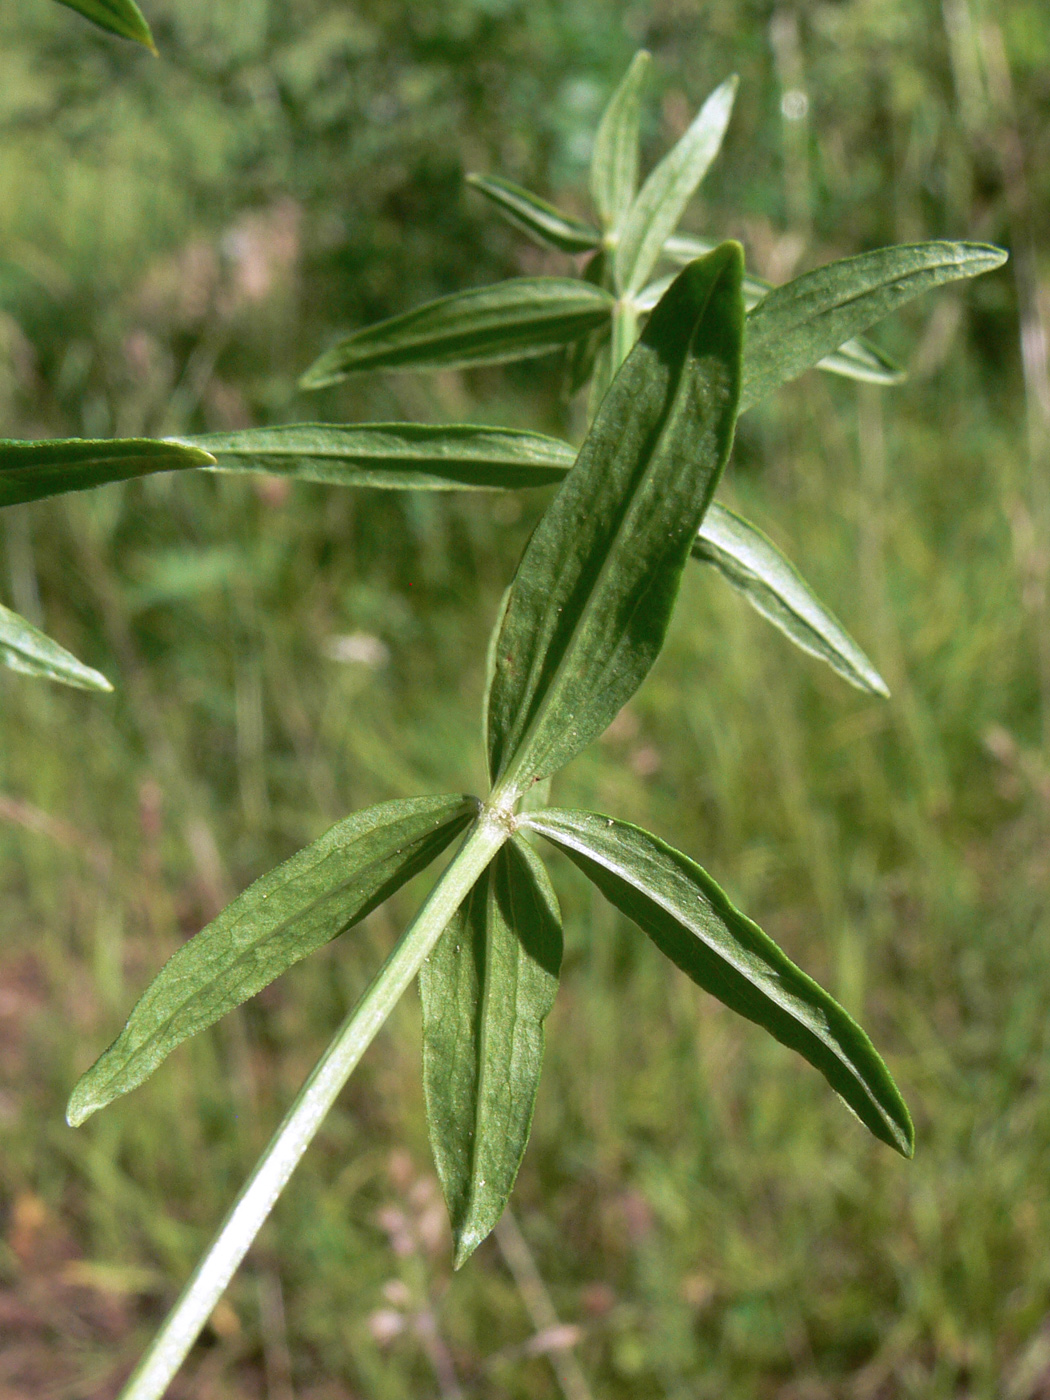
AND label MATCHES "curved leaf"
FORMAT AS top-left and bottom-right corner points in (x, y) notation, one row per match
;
(53, 0), (156, 50)
(0, 603), (112, 692)
(485, 246), (744, 795)
(421, 835), (562, 1267)
(694, 504), (888, 695)
(0, 438), (216, 508)
(67, 795), (479, 1126)
(523, 808), (914, 1156)
(590, 50), (651, 234)
(615, 76), (738, 296)
(467, 174), (601, 254)
(740, 240), (1007, 412)
(299, 280), (615, 388)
